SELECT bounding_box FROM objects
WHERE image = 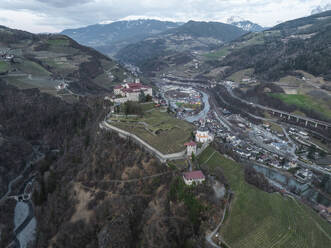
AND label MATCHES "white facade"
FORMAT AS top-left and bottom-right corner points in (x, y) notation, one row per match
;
(126, 92), (140, 101)
(144, 88), (153, 97)
(113, 82), (153, 103)
(183, 171), (205, 186)
(183, 177), (205, 186)
(114, 88), (122, 96)
(195, 127), (213, 143)
(185, 142), (197, 156)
